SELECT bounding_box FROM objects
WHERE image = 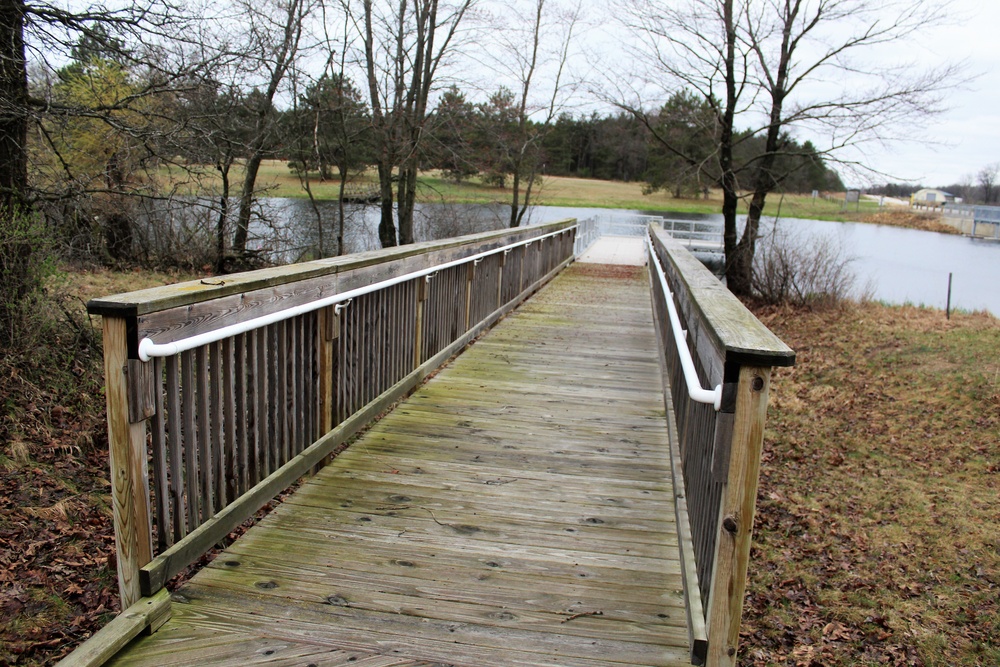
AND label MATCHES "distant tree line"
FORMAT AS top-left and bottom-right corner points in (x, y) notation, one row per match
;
(294, 85), (843, 195)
